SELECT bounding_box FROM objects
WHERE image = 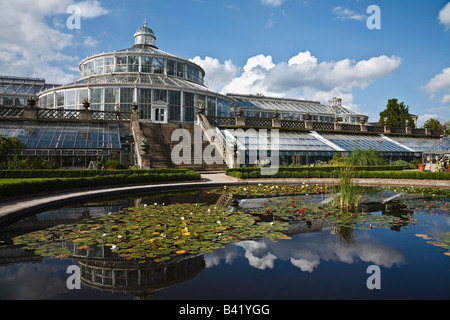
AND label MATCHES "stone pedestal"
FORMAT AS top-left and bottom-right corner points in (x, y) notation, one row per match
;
(22, 107), (37, 119)
(80, 109), (92, 121)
